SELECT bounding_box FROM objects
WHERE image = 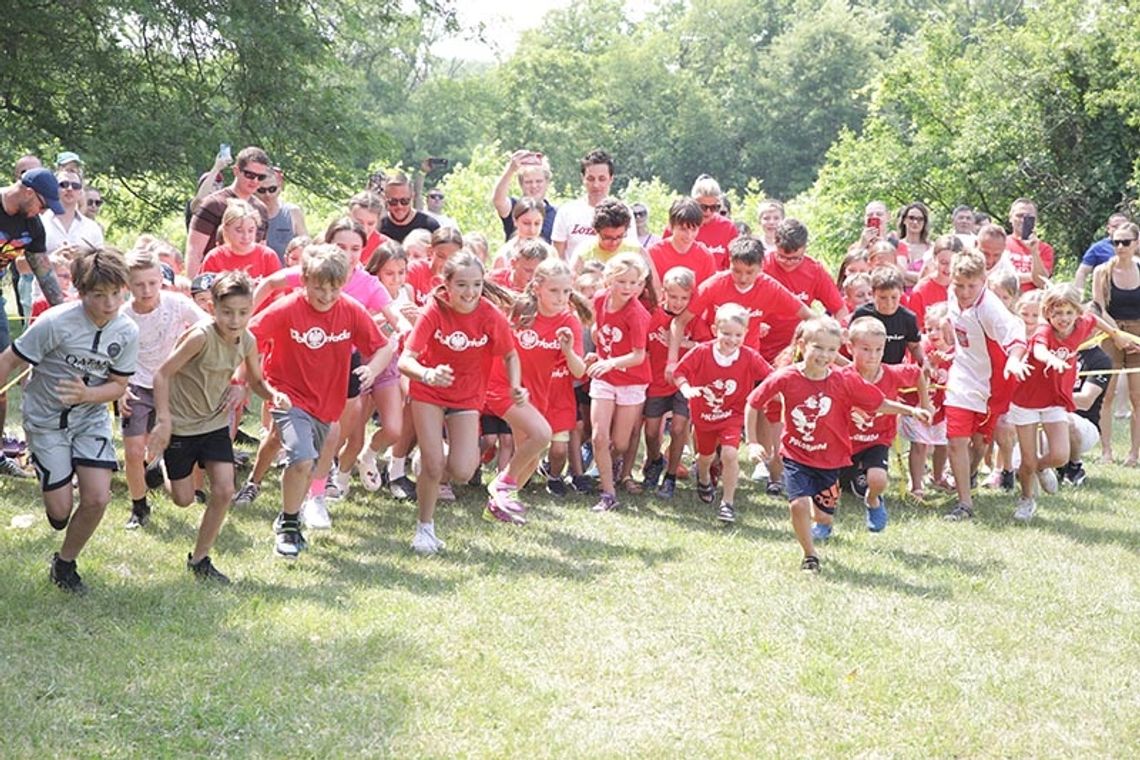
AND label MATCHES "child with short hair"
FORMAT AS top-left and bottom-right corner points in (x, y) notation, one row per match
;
(852, 266), (924, 366)
(907, 234), (959, 330)
(406, 227), (462, 306)
(575, 199), (643, 271)
(674, 303), (773, 522)
(119, 245), (208, 529)
(200, 199), (282, 279)
(842, 272), (873, 316)
(248, 244), (392, 558)
(834, 317), (928, 536)
(647, 198), (717, 288)
(900, 301), (954, 497)
(943, 250), (1030, 520)
(587, 252), (653, 512)
(0, 248), (139, 592)
(1007, 284), (1116, 520)
(745, 316), (929, 571)
(490, 238), (551, 292)
(149, 272), (290, 582)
